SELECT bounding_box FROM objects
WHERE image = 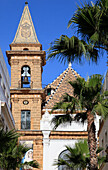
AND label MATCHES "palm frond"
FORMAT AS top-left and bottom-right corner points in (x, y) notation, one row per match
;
(68, 0), (108, 50)
(54, 140), (90, 169)
(98, 156), (106, 168)
(51, 74), (107, 130)
(53, 158), (73, 168)
(51, 93), (78, 113)
(23, 160), (39, 169)
(74, 112), (87, 124)
(69, 78), (85, 97)
(93, 102), (108, 119)
(96, 147), (104, 154)
(51, 114), (73, 130)
(0, 130), (39, 169)
(47, 35), (98, 64)
(0, 129), (19, 150)
(54, 140), (106, 169)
